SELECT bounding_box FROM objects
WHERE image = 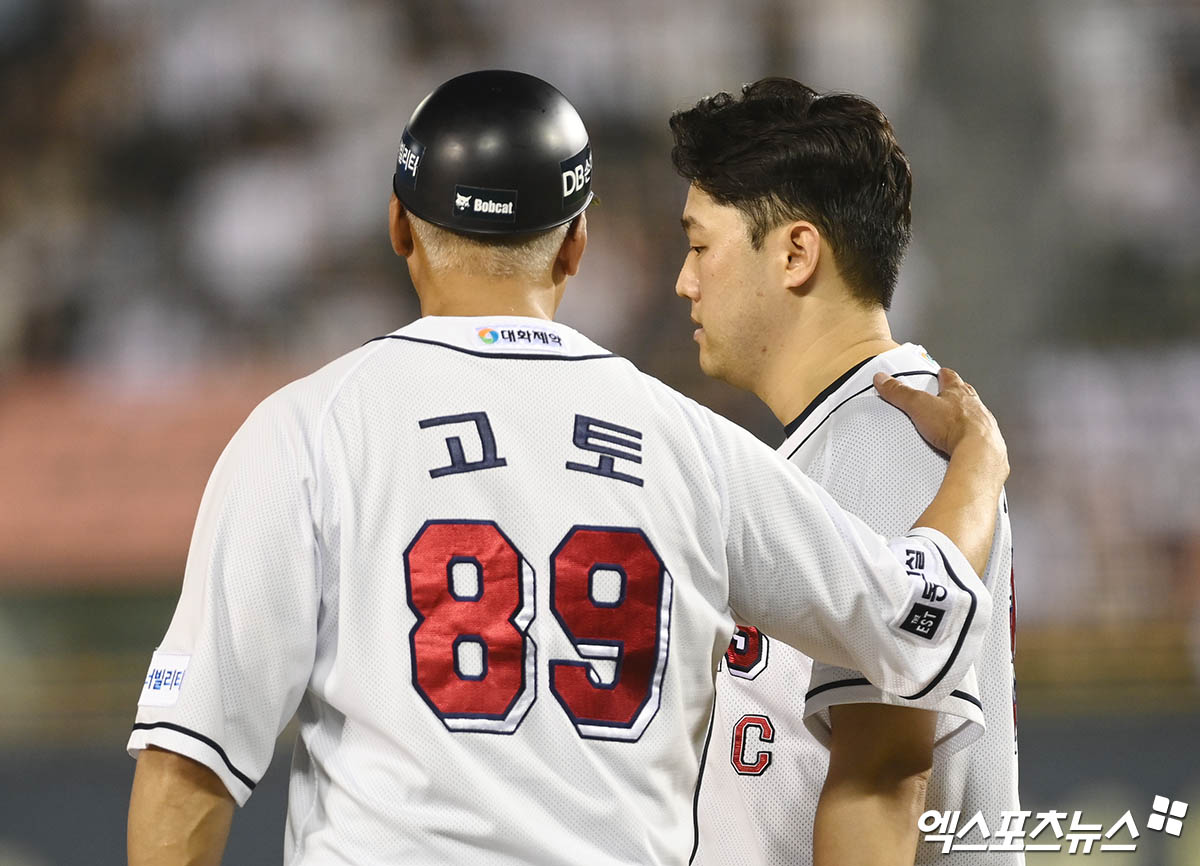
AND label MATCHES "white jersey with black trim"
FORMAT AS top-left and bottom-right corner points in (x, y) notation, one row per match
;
(128, 321), (992, 866)
(694, 343), (1020, 866)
